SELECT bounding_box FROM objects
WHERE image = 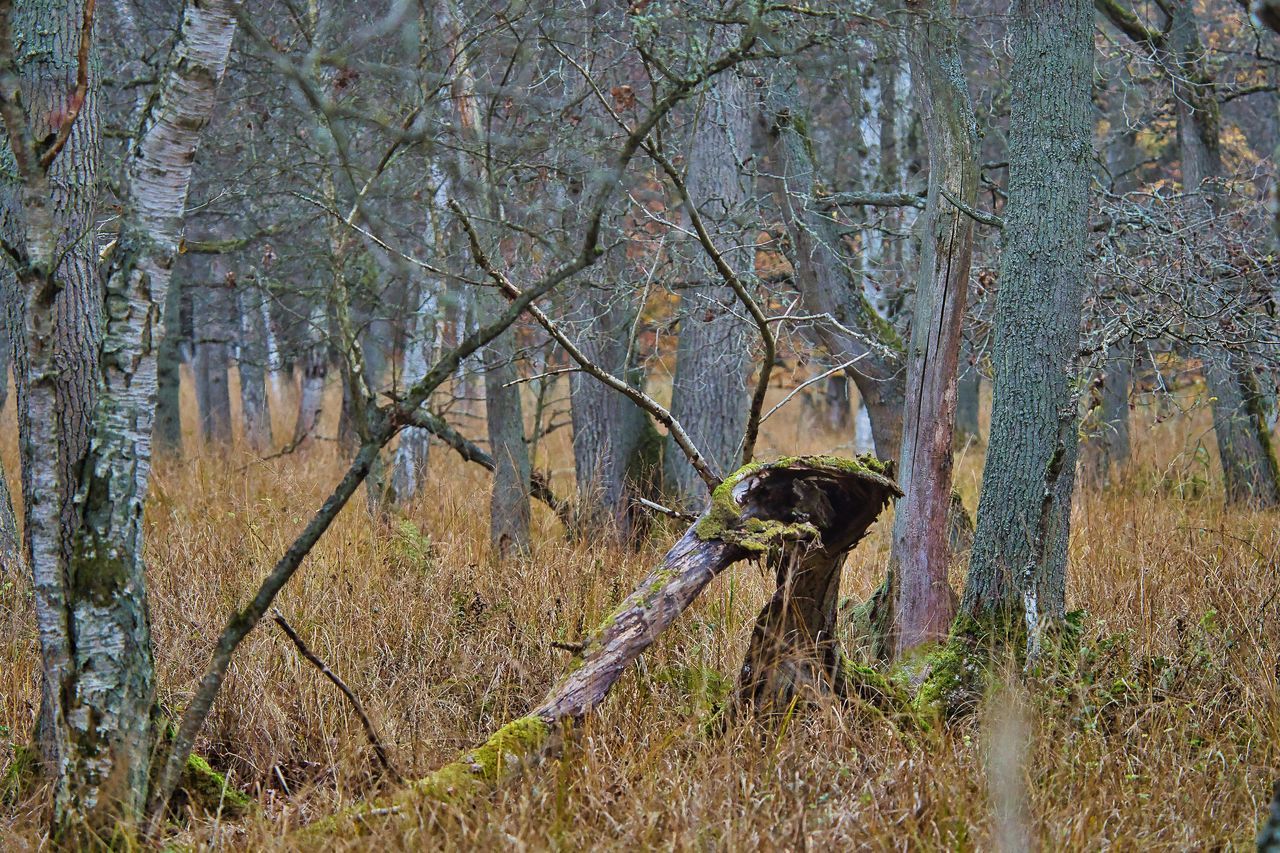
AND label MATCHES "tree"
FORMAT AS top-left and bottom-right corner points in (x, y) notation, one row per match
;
(665, 61), (753, 507)
(1096, 0), (1280, 507)
(963, 0), (1094, 640)
(883, 0), (980, 657)
(0, 0), (239, 837)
